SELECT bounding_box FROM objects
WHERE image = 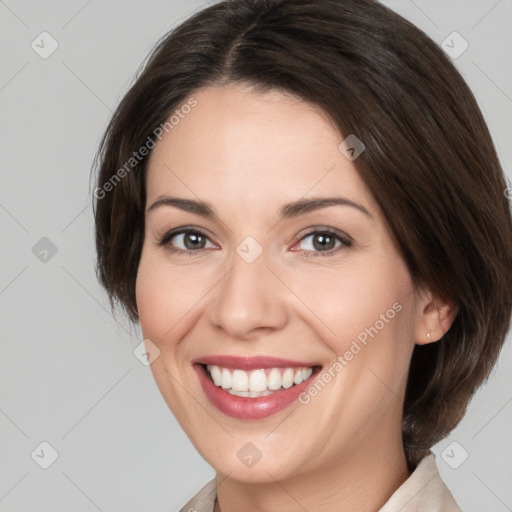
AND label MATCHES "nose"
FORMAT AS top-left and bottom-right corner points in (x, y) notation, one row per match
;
(207, 246), (289, 340)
